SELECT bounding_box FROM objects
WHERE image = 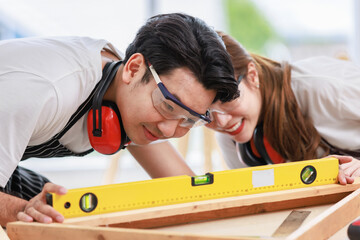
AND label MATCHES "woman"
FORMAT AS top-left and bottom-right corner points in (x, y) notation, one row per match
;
(207, 32), (360, 183)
